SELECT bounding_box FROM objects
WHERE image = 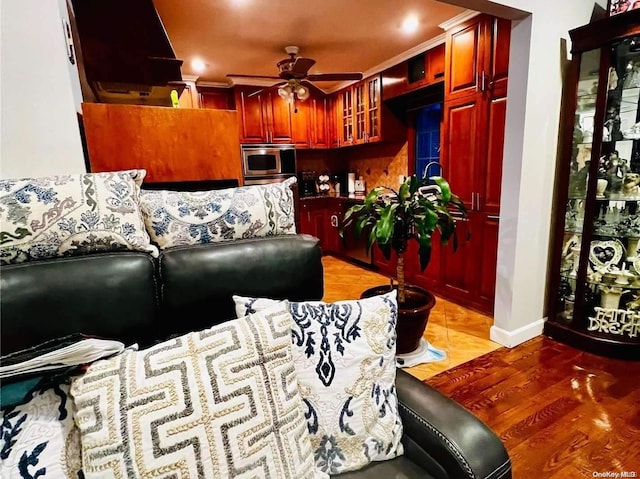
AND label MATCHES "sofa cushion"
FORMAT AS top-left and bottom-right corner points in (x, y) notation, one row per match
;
(70, 301), (325, 479)
(234, 292), (403, 475)
(0, 169), (158, 265)
(139, 177), (297, 249)
(0, 252), (159, 355)
(0, 382), (82, 479)
(158, 235), (324, 336)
